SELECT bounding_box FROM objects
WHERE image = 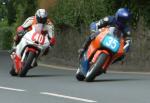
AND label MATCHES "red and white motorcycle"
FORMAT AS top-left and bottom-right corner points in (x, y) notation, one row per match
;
(10, 23), (50, 77)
